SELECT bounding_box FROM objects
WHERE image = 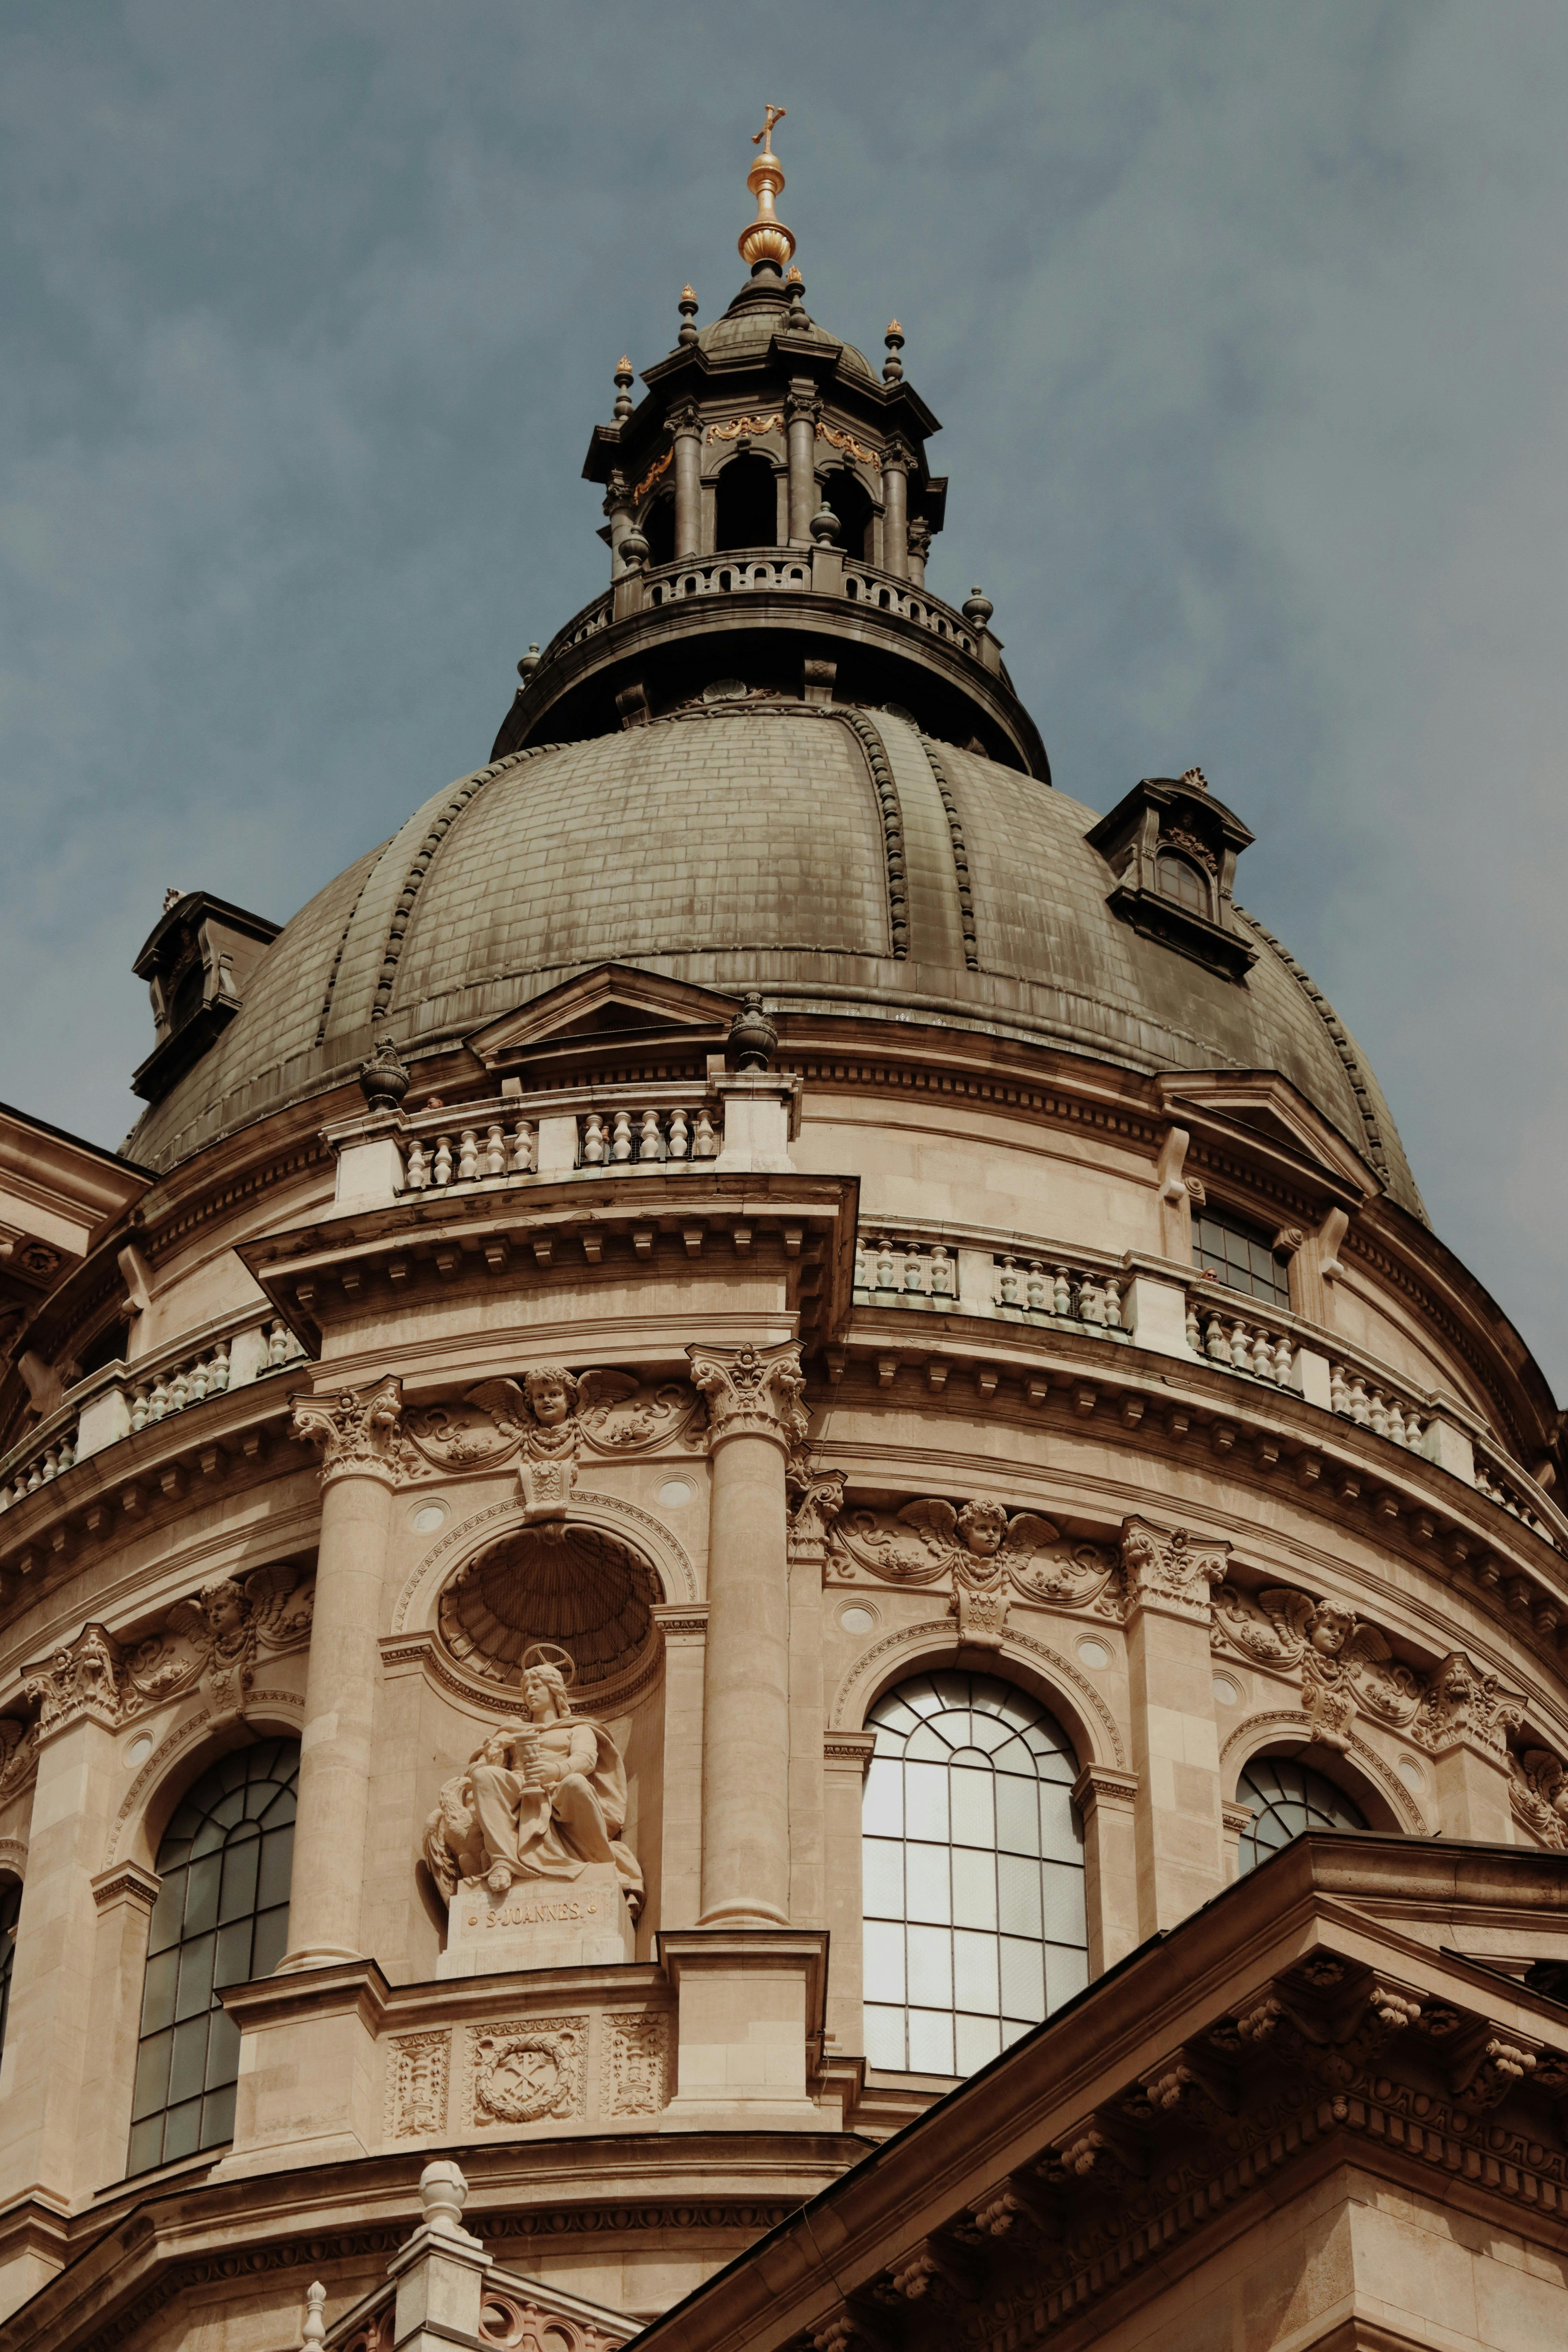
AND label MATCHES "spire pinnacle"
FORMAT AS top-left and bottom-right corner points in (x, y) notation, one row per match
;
(739, 104), (795, 271)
